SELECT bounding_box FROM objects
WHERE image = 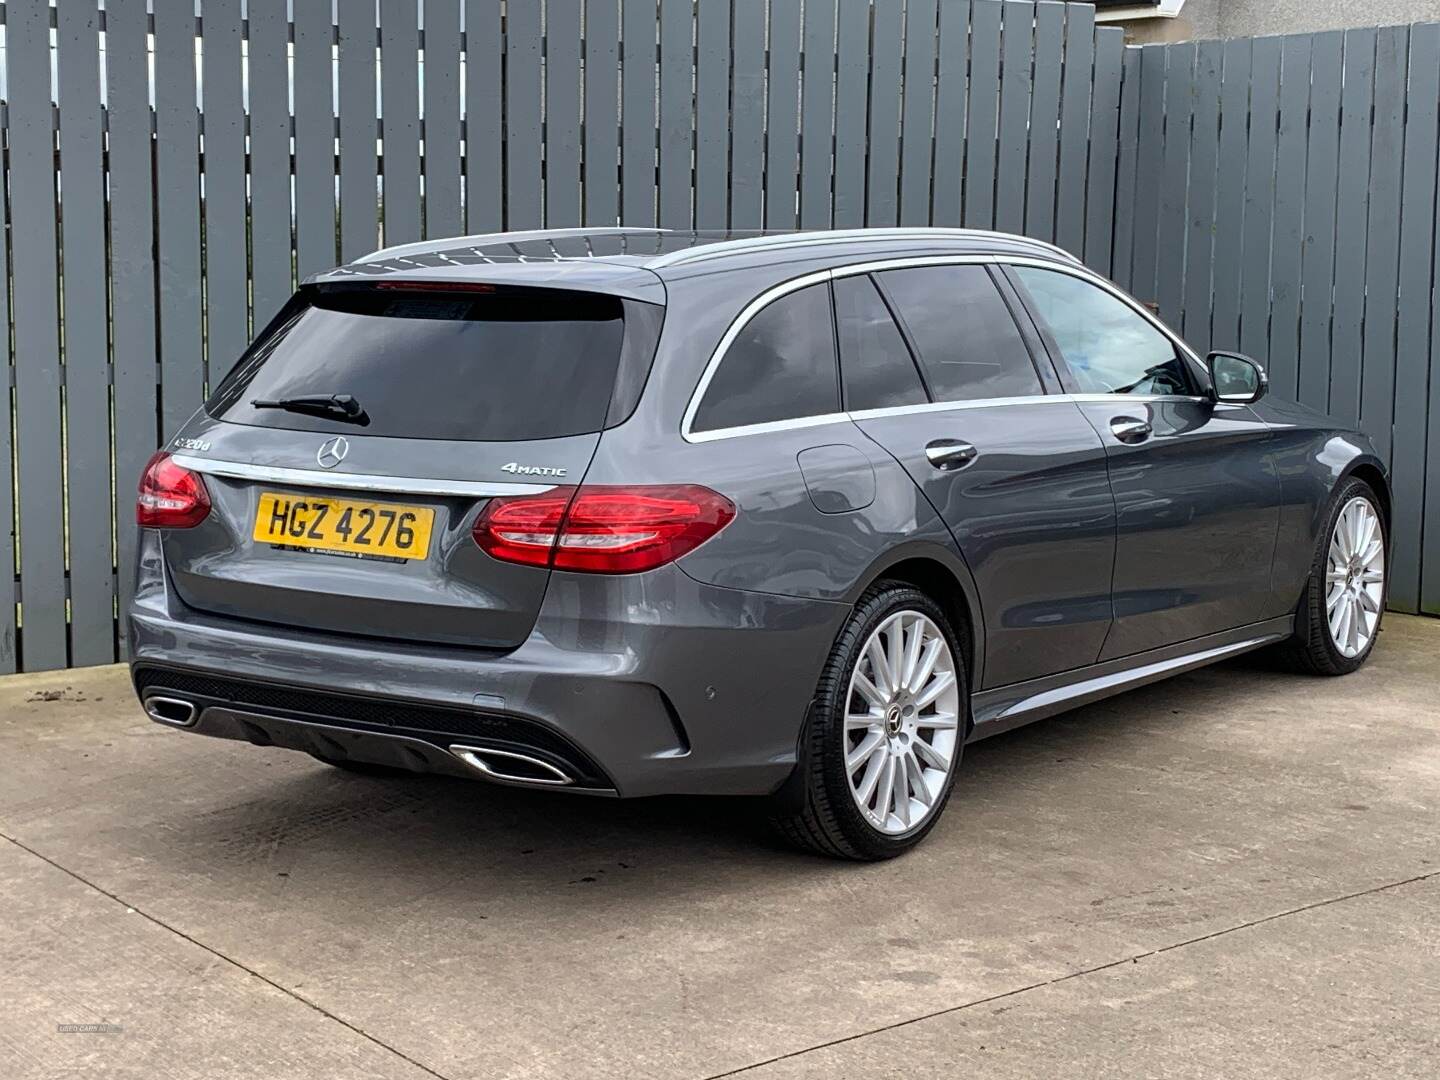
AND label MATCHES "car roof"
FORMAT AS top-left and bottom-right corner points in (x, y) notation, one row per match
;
(308, 227), (1080, 302)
